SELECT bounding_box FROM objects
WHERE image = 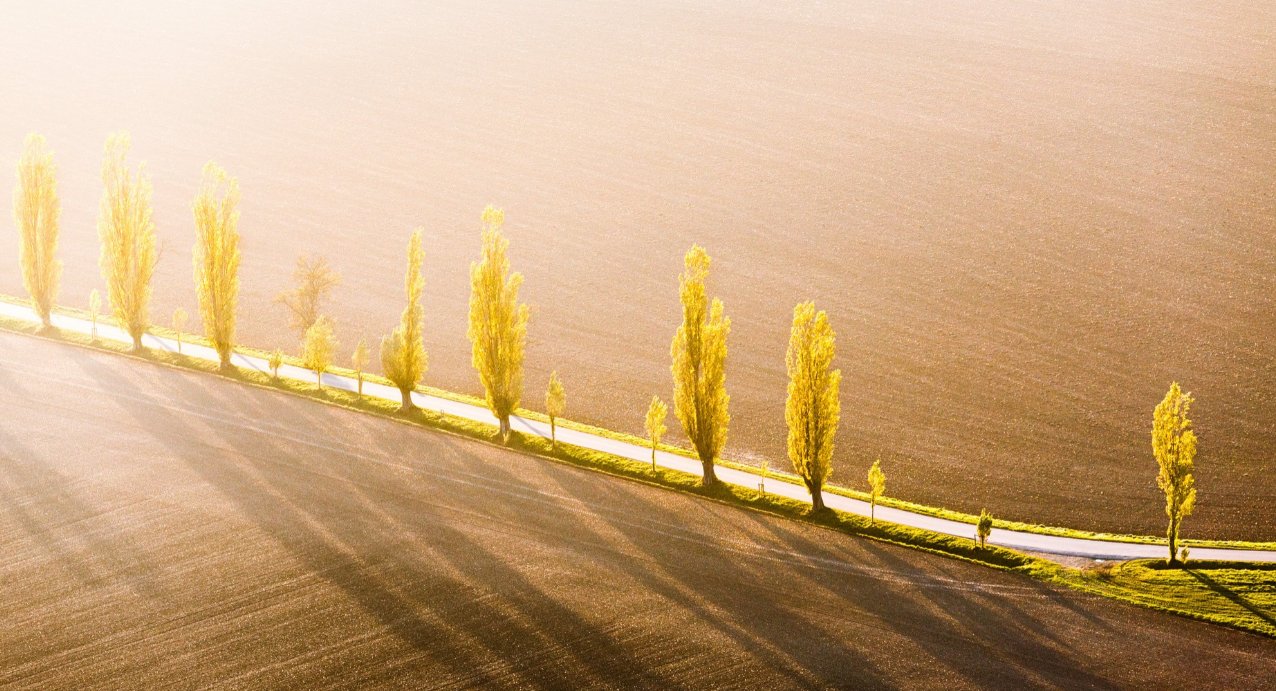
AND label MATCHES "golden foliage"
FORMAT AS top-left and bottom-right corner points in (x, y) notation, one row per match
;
(670, 245), (730, 485)
(352, 337), (369, 397)
(303, 316), (337, 388)
(784, 301), (840, 511)
(644, 395), (668, 468)
(192, 162), (240, 367)
(277, 254), (340, 338)
(97, 133), (157, 350)
(172, 307), (188, 353)
(977, 509), (993, 548)
(868, 458), (886, 523)
(1153, 382), (1198, 563)
(380, 228), (427, 410)
(268, 348), (284, 379)
(467, 206), (529, 440)
(13, 134), (61, 326)
(545, 370), (566, 446)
